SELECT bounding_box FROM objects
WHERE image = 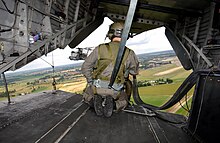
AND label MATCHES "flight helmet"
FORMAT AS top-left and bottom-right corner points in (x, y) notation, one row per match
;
(107, 22), (124, 40)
